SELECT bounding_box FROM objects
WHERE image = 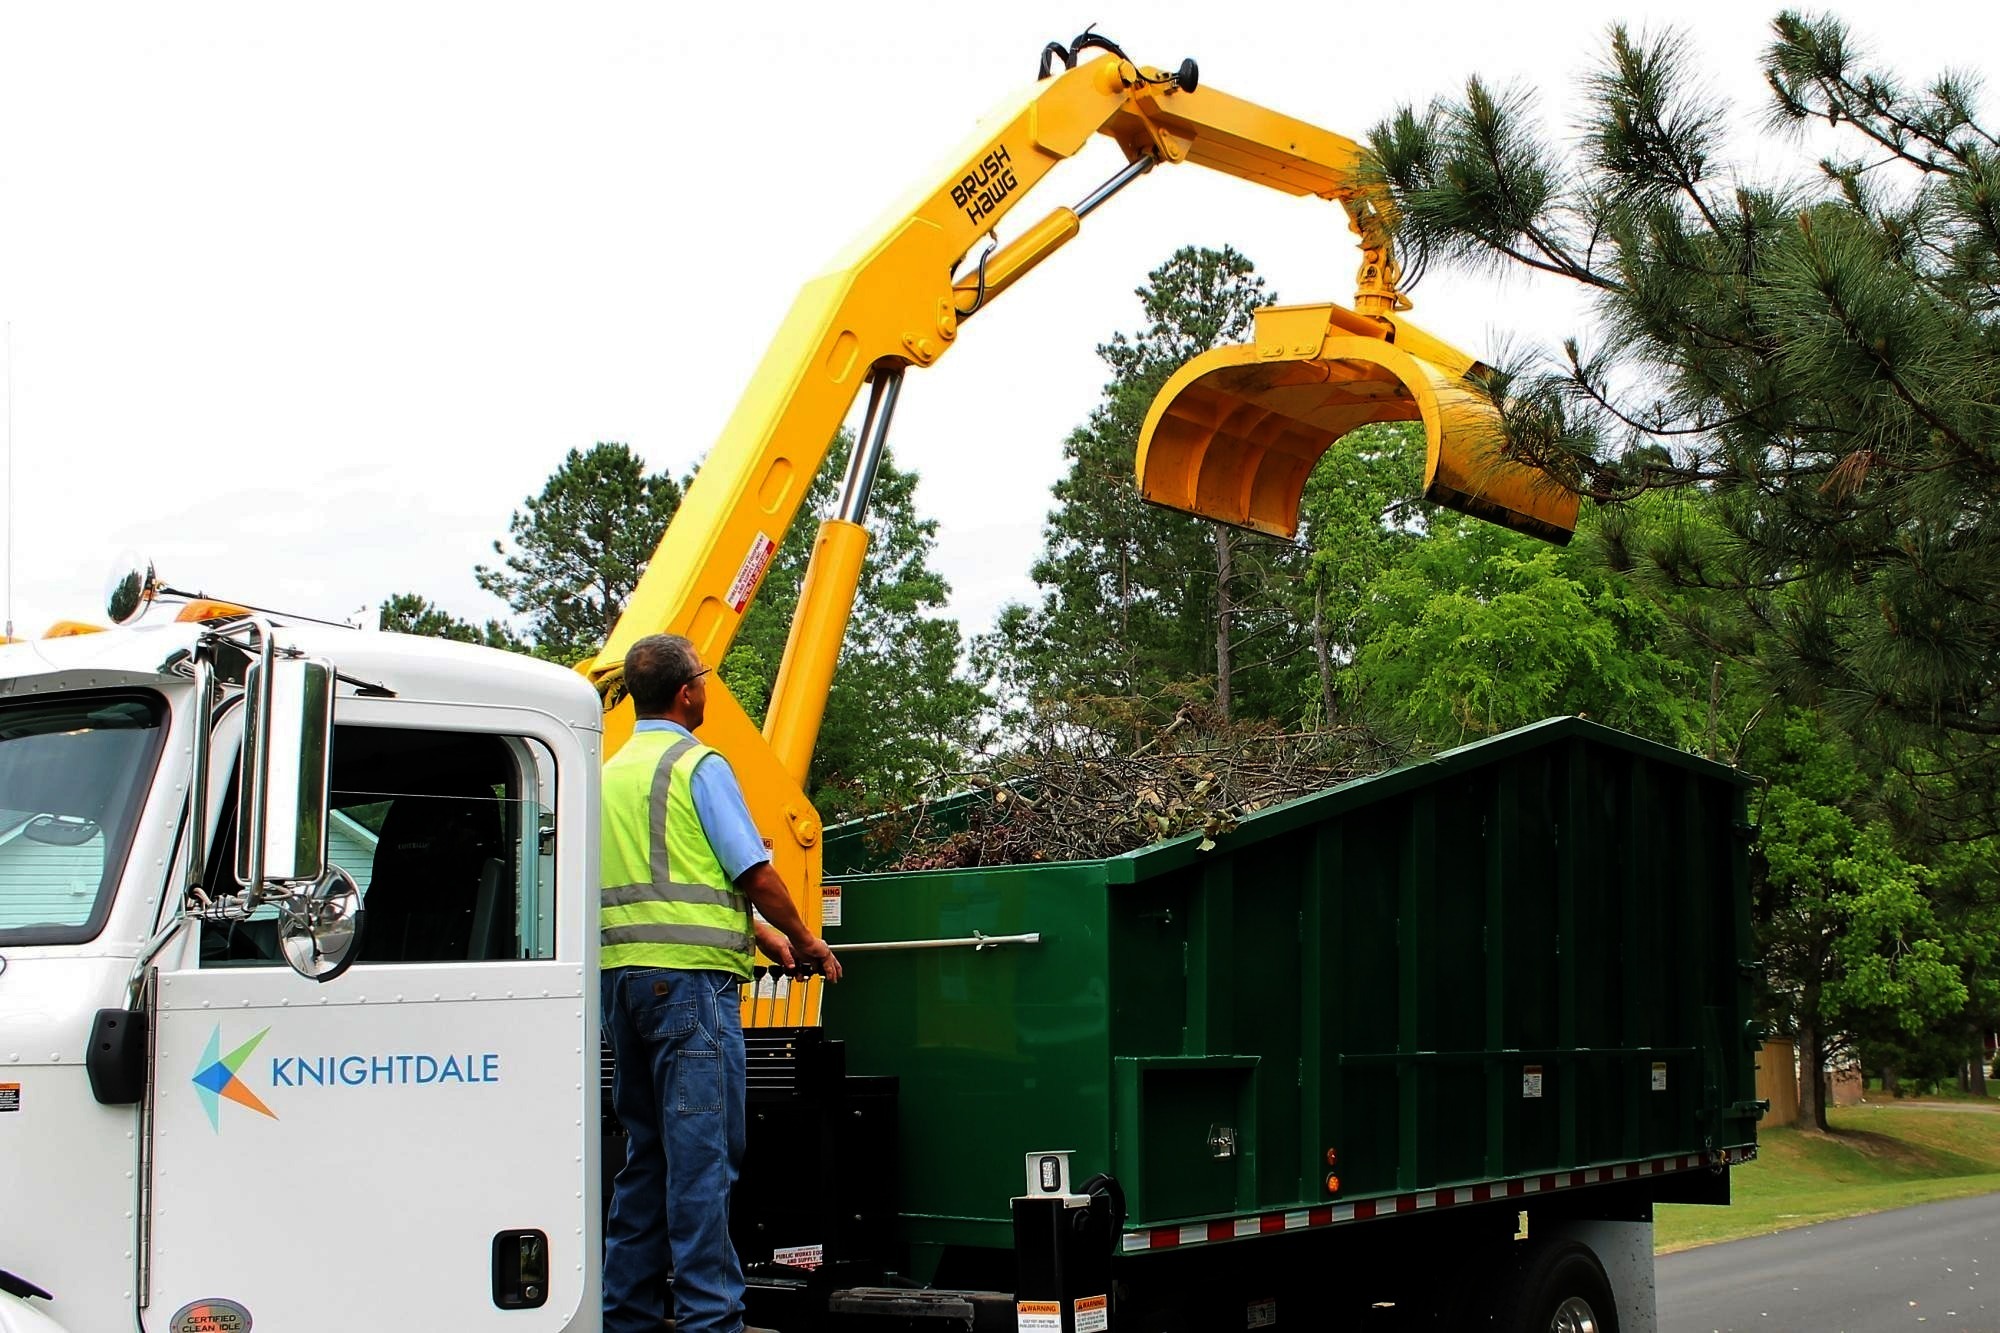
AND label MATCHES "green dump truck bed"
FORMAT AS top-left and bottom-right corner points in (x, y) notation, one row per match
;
(820, 716), (1760, 1266)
